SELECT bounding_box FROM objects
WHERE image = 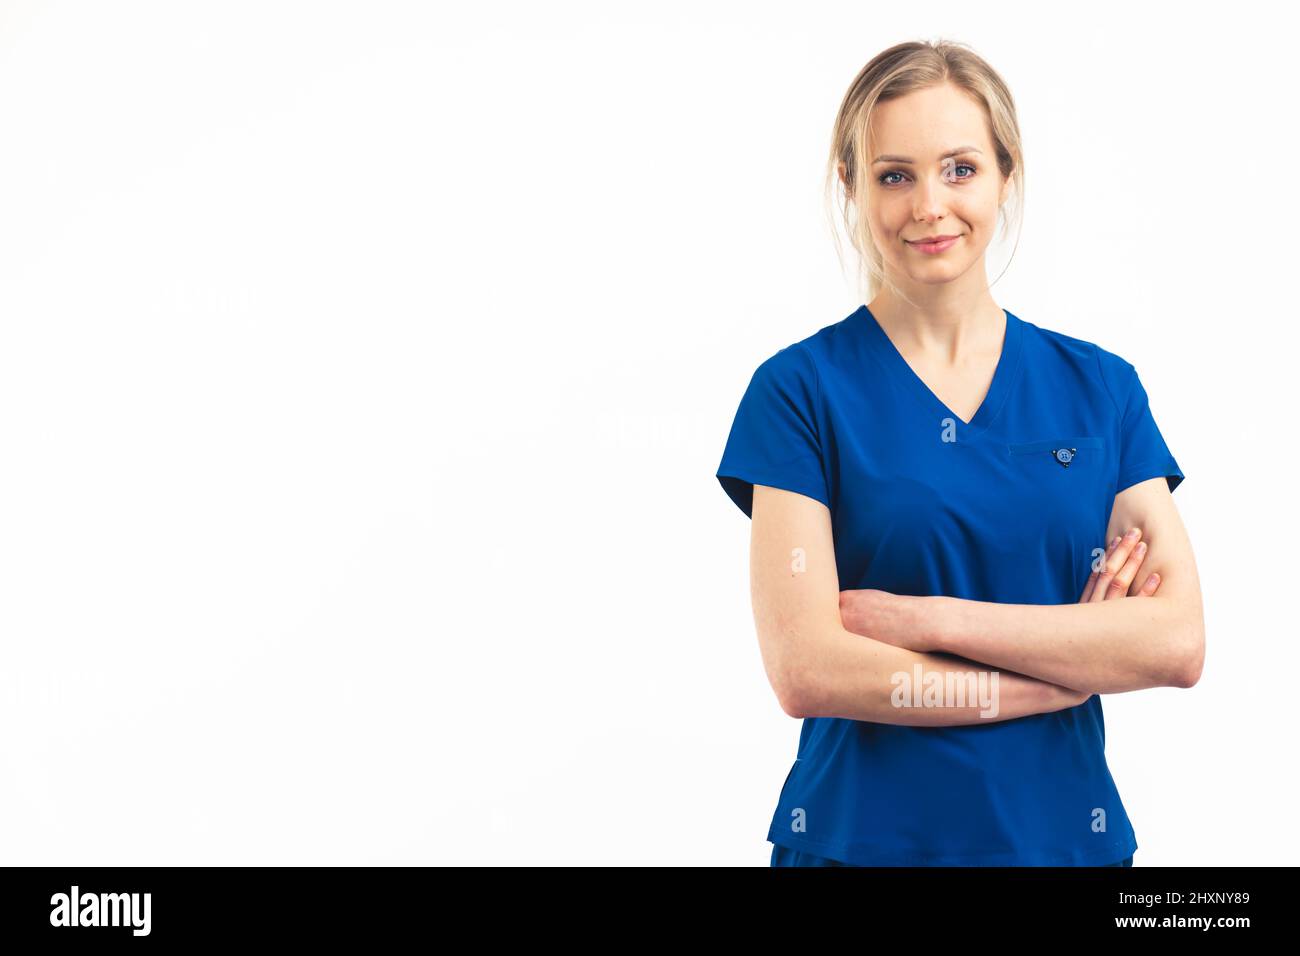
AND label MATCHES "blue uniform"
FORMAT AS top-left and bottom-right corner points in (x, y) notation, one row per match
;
(716, 304), (1183, 866)
(769, 844), (1134, 867)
